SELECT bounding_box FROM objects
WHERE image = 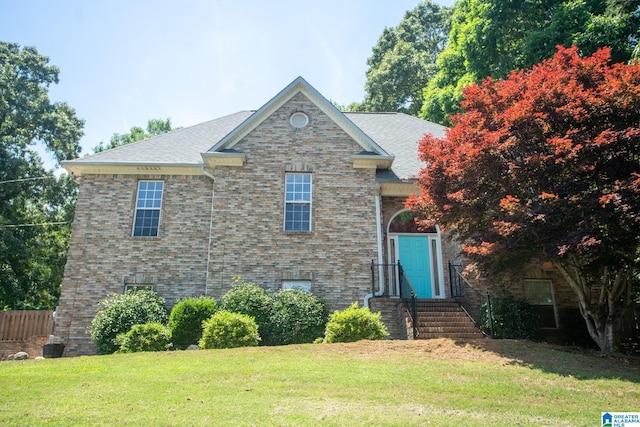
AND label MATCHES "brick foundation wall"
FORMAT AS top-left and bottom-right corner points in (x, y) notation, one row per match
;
(0, 335), (49, 359)
(369, 297), (410, 340)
